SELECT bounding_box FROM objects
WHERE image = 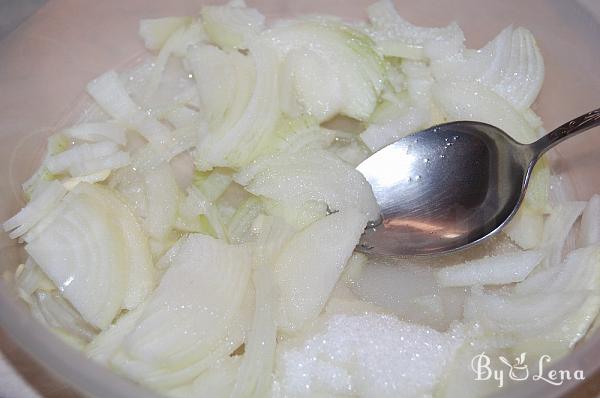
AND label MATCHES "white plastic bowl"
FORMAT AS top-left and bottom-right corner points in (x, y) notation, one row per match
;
(0, 1), (599, 397)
